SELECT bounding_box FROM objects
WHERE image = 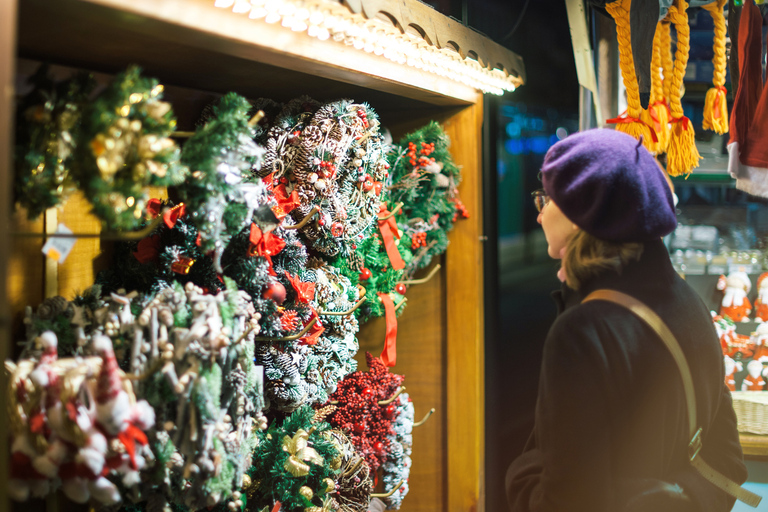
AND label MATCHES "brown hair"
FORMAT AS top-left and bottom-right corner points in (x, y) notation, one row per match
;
(562, 230), (644, 289)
